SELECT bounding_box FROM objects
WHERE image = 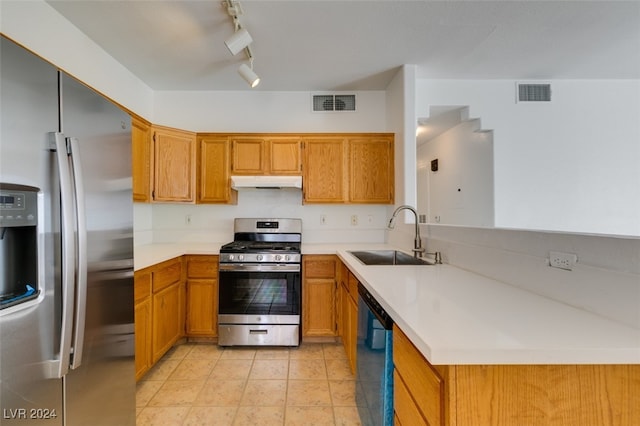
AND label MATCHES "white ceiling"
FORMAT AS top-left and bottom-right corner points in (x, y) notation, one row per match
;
(47, 0), (640, 91)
